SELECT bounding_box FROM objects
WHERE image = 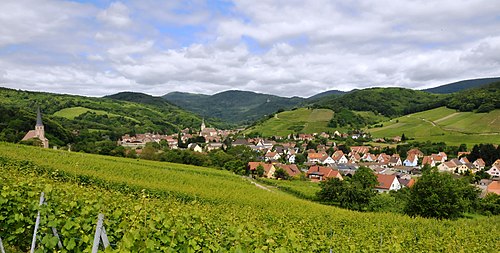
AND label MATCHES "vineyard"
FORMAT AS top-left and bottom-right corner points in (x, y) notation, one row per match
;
(1, 142), (499, 252)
